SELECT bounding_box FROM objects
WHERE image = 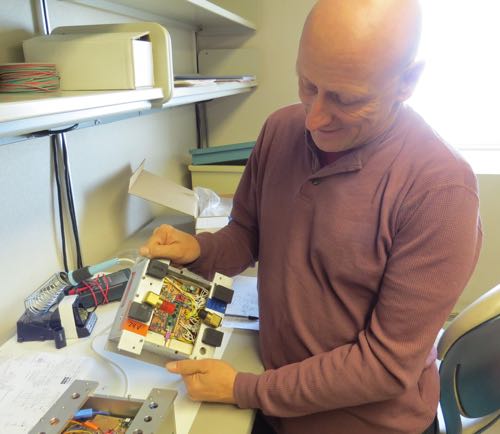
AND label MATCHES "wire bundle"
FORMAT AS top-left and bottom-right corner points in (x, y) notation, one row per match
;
(0, 63), (59, 93)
